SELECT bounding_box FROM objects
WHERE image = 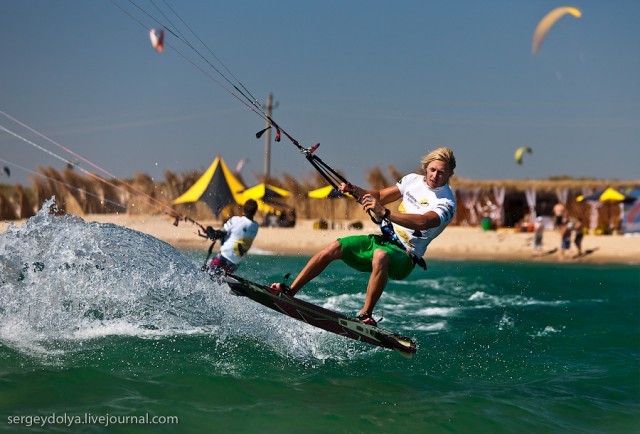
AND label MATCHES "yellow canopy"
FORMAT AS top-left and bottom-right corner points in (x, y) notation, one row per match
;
(237, 183), (291, 213)
(237, 183), (290, 201)
(307, 185), (350, 199)
(576, 187), (631, 203)
(307, 185), (353, 228)
(599, 187), (628, 202)
(171, 156), (245, 217)
(308, 185), (335, 199)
